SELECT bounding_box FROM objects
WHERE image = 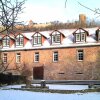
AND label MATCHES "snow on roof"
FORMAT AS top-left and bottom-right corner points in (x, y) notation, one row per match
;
(58, 29), (76, 37)
(40, 31), (51, 38)
(85, 27), (98, 35)
(0, 27), (100, 51)
(22, 32), (34, 40)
